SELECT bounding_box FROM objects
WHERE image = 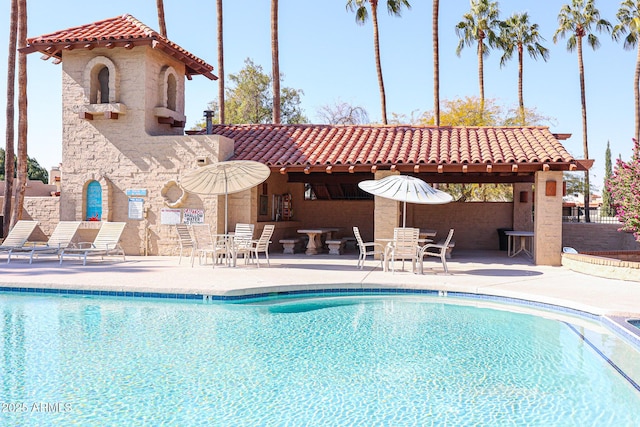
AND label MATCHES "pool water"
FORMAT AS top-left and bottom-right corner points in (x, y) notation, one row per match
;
(1, 293), (639, 426)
